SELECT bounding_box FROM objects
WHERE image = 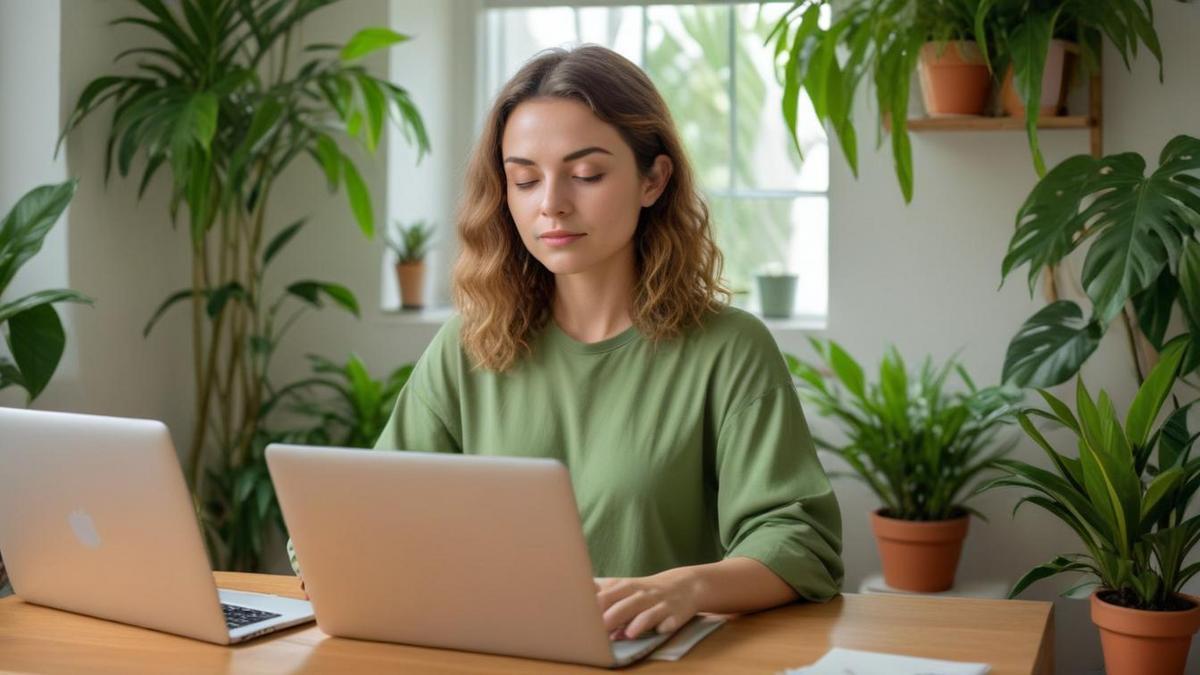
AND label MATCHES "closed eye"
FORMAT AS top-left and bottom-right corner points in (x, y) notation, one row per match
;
(514, 174), (604, 190)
